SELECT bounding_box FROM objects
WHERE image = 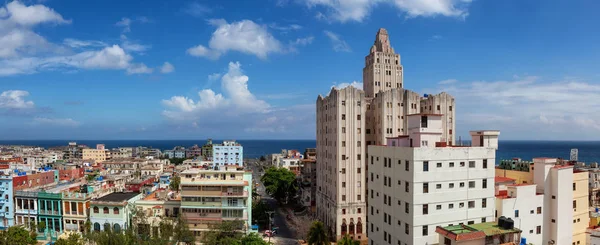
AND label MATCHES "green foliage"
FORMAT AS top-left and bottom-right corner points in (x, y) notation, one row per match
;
(202, 221), (268, 245)
(55, 233), (84, 245)
(260, 167), (297, 202)
(307, 221), (329, 245)
(336, 235), (359, 245)
(169, 175), (181, 191)
(0, 226), (37, 245)
(169, 158), (186, 165)
(252, 187), (260, 201)
(38, 221), (46, 232)
(252, 200), (272, 229)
